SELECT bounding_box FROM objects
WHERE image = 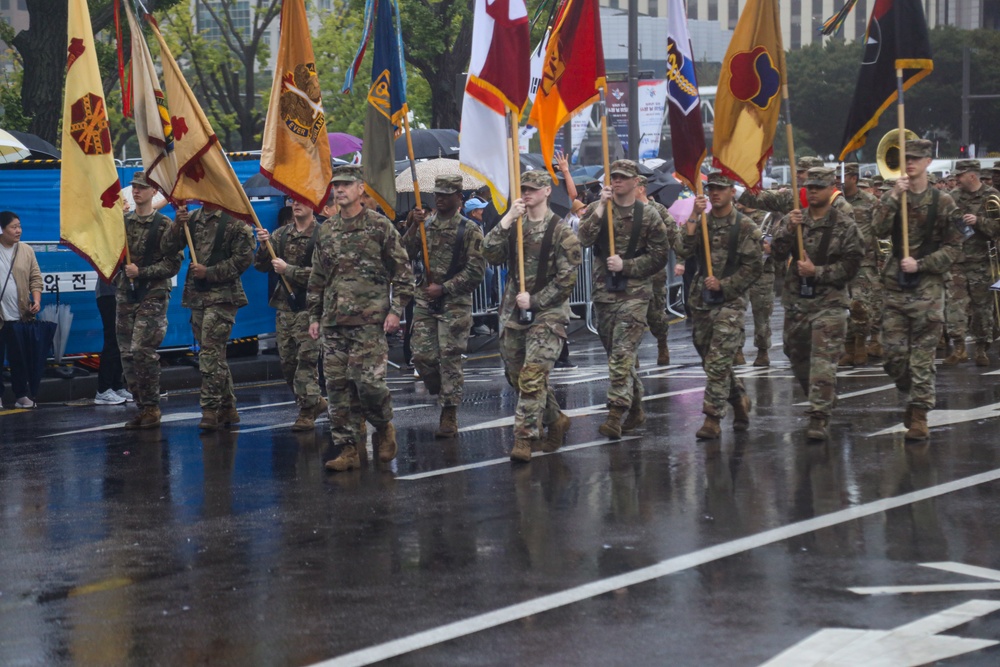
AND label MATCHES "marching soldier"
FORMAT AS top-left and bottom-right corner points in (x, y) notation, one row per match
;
(636, 174), (683, 366)
(254, 198), (326, 431)
(307, 165), (414, 471)
(944, 159), (1000, 366)
(871, 138), (963, 440)
(772, 167), (864, 441)
(168, 203), (254, 431)
(482, 170), (582, 462)
(403, 175), (486, 437)
(683, 172), (762, 439)
(118, 172), (182, 429)
(578, 160), (670, 439)
(738, 156), (855, 222)
(839, 162), (880, 366)
(737, 205), (777, 367)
